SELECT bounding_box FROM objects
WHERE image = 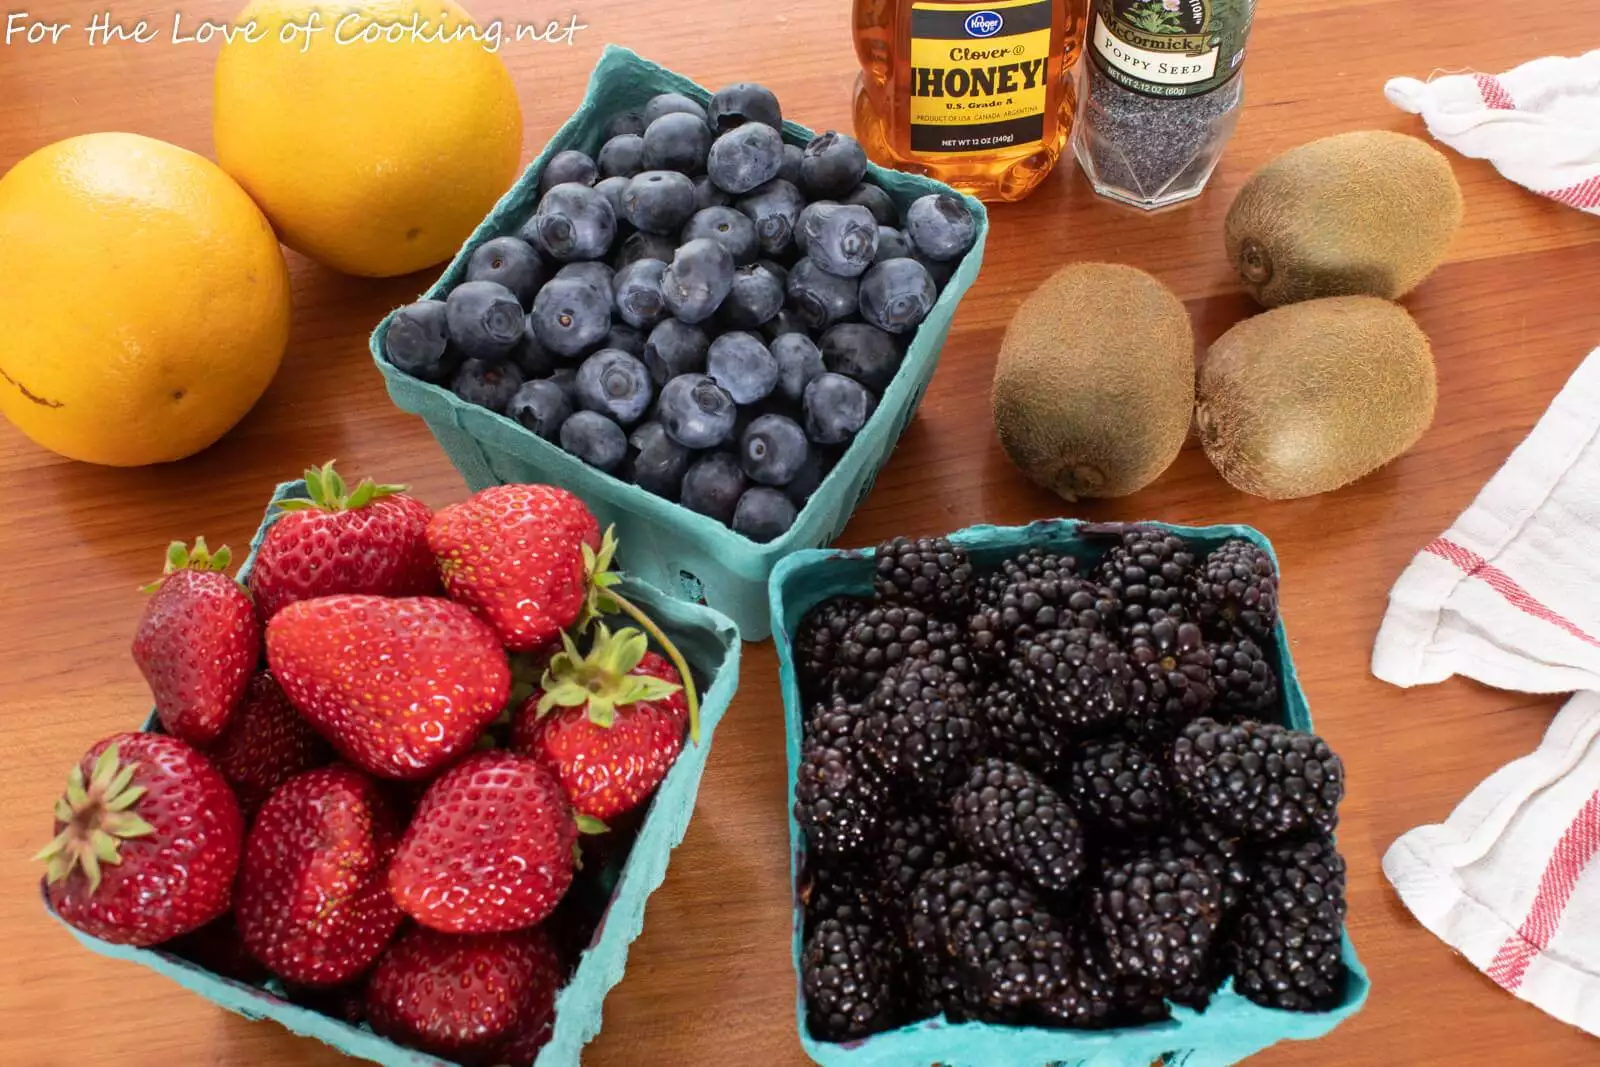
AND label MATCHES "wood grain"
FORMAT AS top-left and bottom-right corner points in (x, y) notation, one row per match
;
(3, 0), (1598, 1063)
